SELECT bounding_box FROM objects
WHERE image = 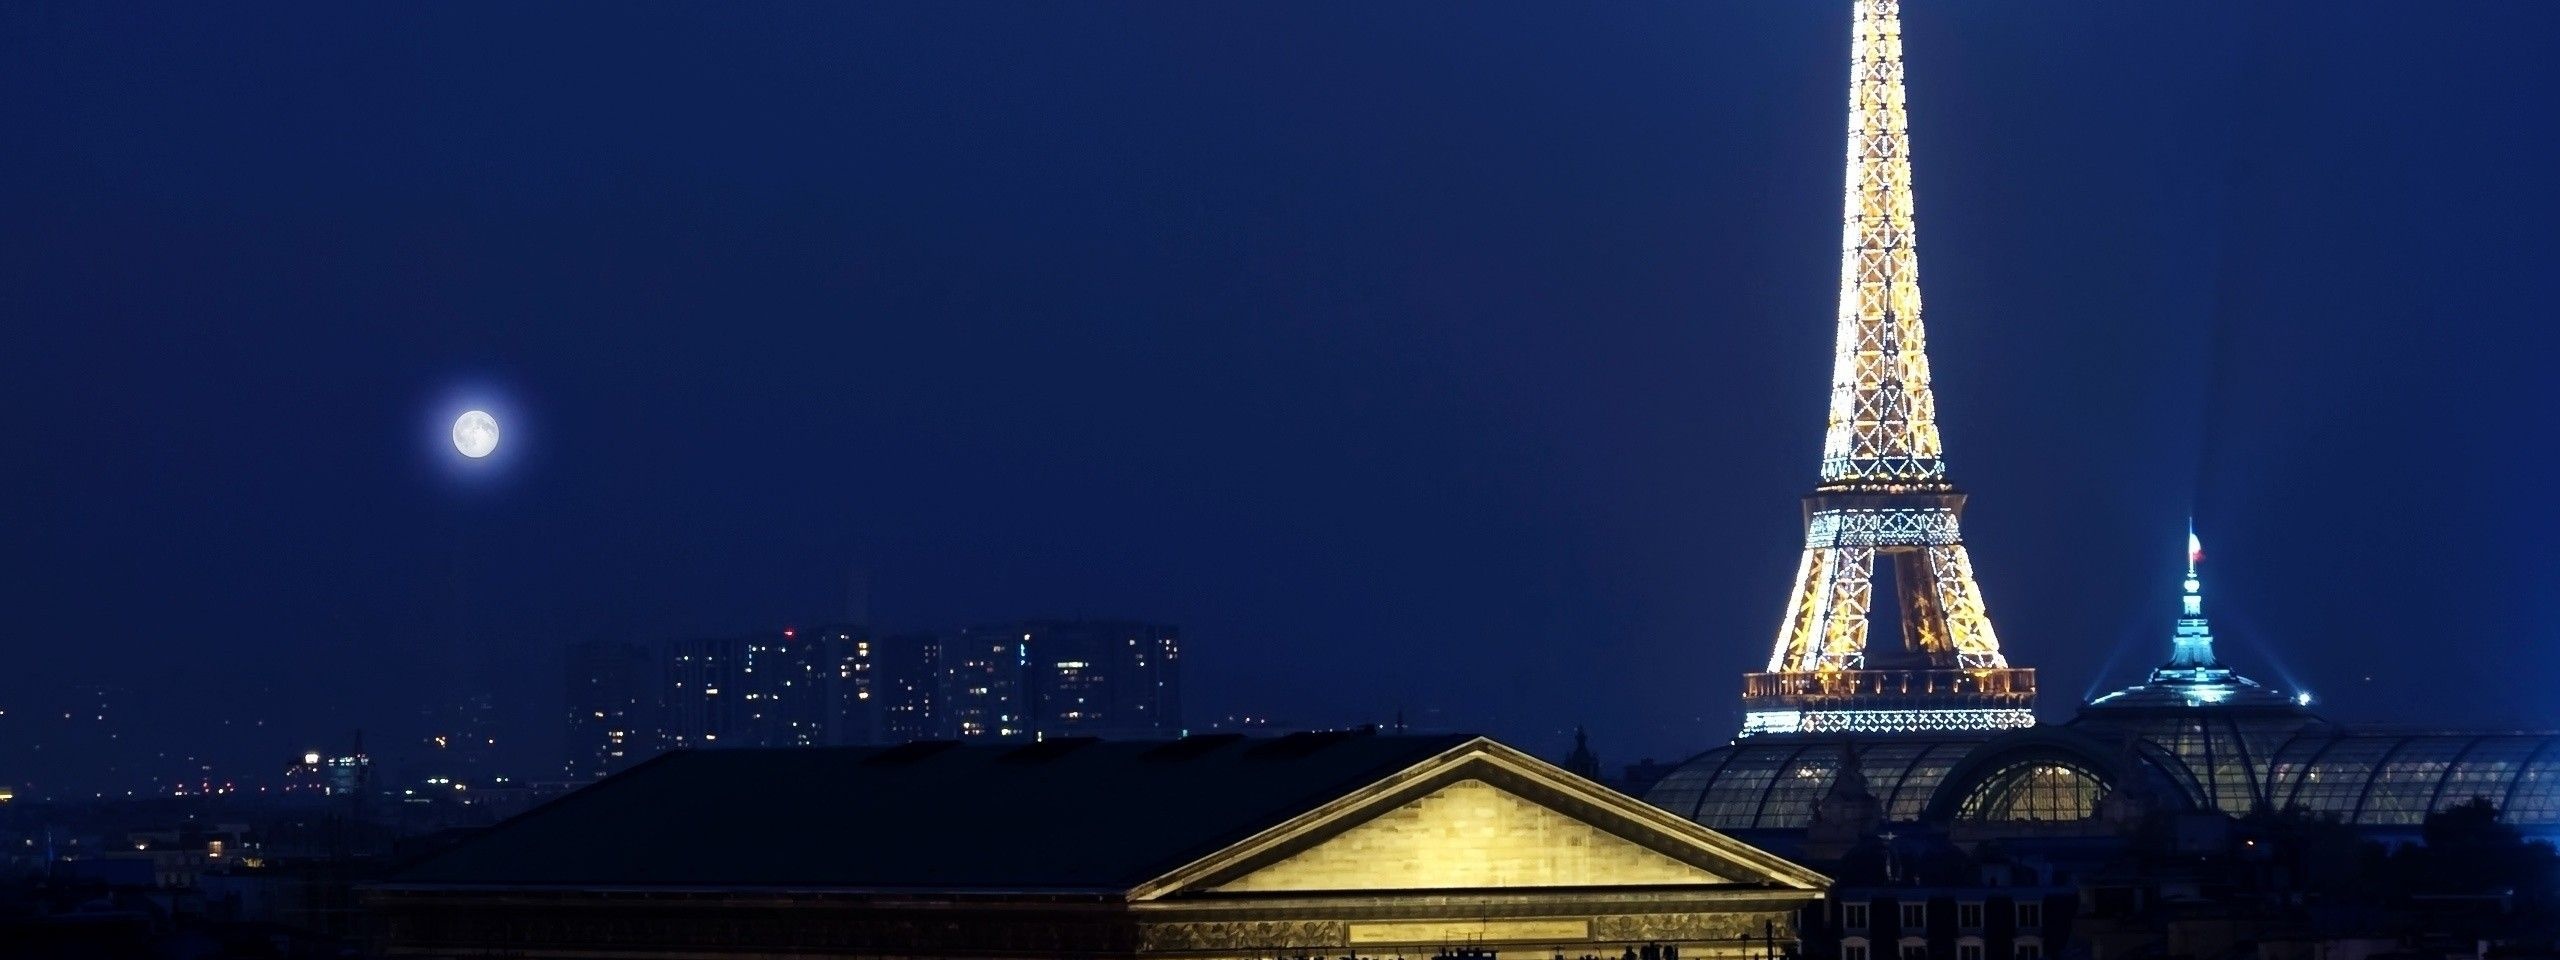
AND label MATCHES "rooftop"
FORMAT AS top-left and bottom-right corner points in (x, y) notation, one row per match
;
(384, 731), (1476, 893)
